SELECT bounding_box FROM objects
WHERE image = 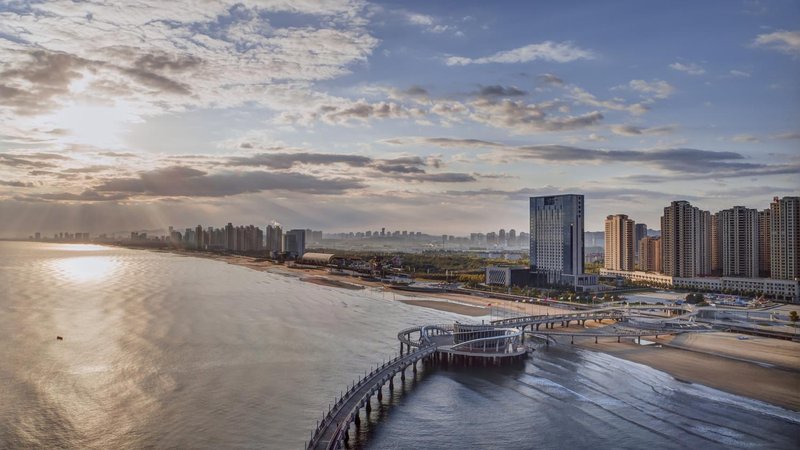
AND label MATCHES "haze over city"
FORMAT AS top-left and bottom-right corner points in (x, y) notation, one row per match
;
(0, 0), (798, 237)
